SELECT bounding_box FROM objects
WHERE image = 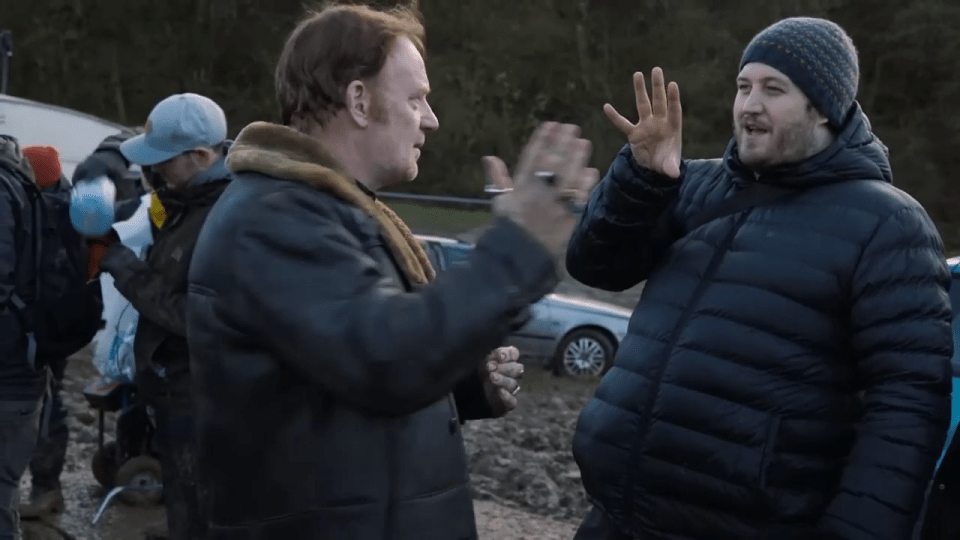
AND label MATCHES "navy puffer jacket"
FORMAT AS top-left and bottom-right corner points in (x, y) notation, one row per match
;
(567, 103), (953, 540)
